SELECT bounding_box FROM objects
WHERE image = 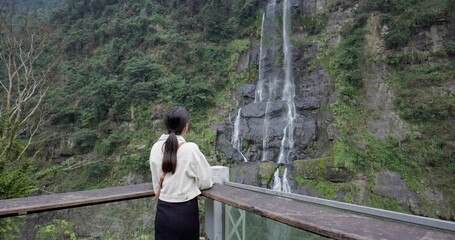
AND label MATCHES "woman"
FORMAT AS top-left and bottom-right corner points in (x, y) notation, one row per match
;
(149, 107), (213, 240)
